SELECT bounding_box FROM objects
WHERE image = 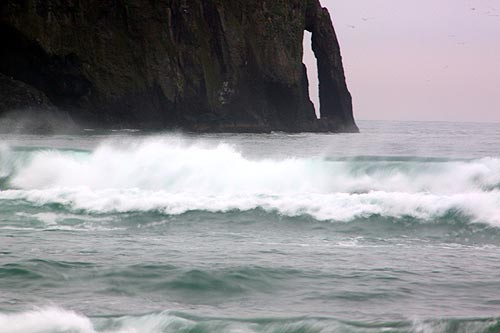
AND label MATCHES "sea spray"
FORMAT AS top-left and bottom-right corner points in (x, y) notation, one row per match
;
(0, 144), (13, 181)
(1, 139), (500, 224)
(0, 307), (498, 333)
(0, 307), (94, 333)
(3, 125), (500, 332)
(4, 140), (500, 193)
